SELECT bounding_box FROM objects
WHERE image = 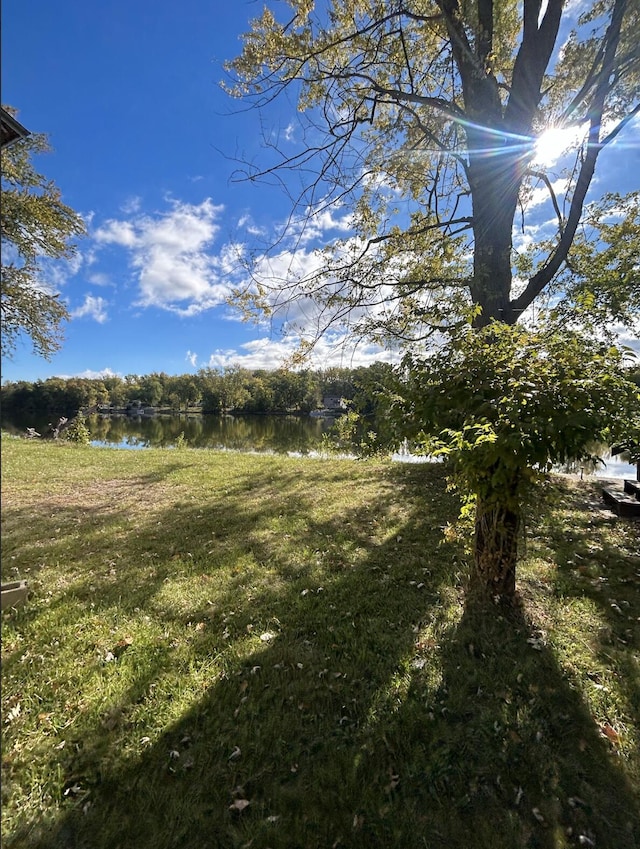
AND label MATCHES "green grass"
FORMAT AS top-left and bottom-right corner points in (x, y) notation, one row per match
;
(2, 436), (639, 849)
